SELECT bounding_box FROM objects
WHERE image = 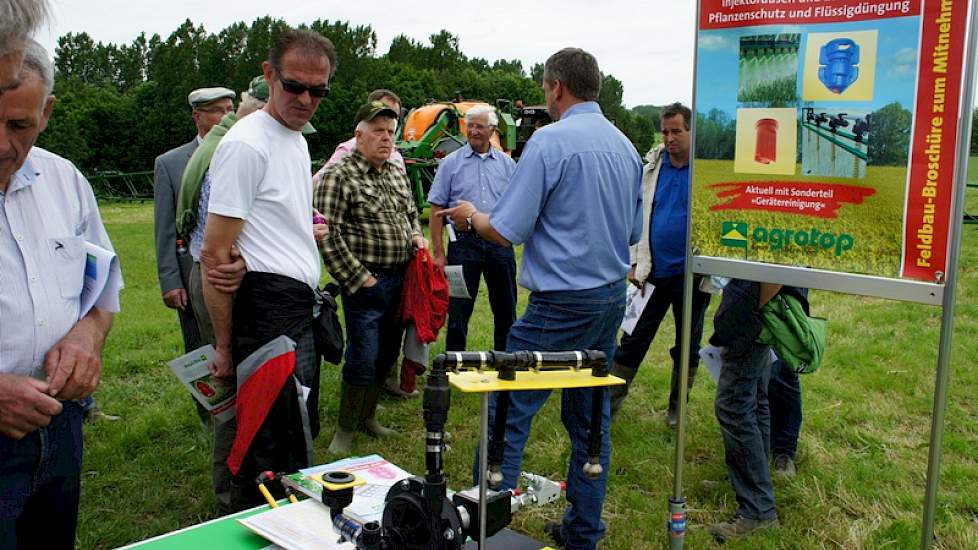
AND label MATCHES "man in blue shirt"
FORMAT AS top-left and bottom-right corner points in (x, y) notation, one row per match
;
(428, 105), (517, 352)
(441, 47), (643, 550)
(609, 103), (711, 428)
